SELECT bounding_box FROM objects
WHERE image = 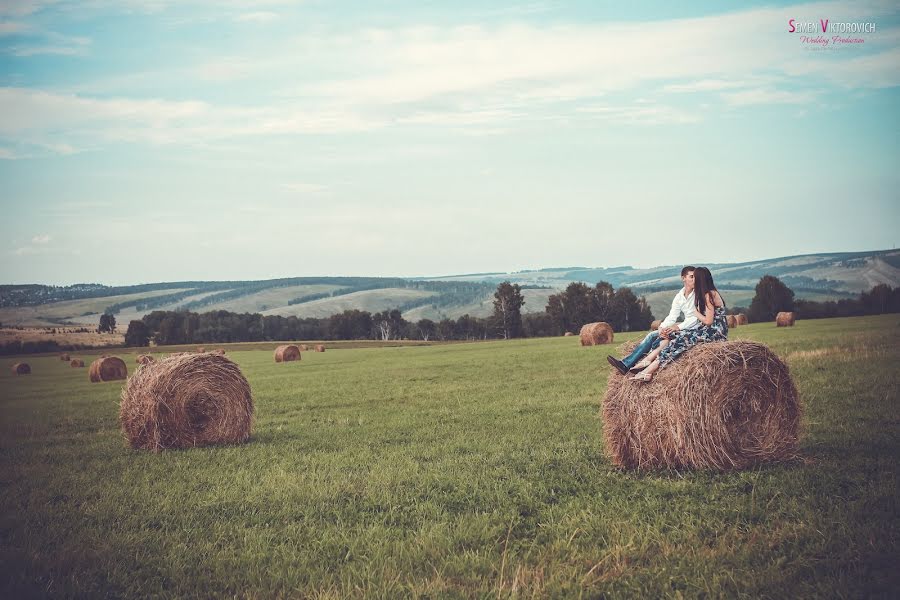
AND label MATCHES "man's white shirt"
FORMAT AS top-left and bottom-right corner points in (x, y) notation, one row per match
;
(659, 288), (699, 331)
